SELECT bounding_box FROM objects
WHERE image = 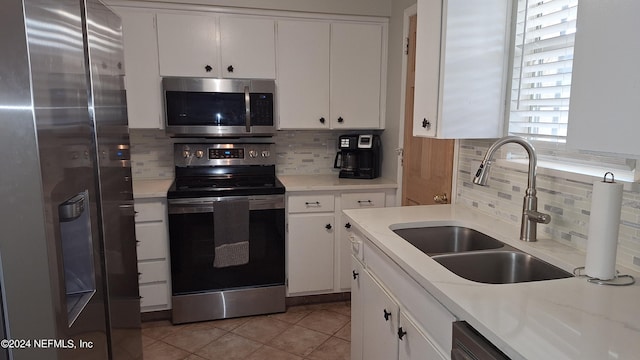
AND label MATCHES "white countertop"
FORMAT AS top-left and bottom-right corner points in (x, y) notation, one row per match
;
(343, 204), (640, 360)
(132, 178), (173, 199)
(278, 174), (397, 191)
